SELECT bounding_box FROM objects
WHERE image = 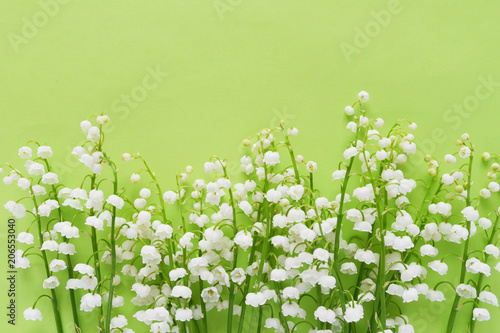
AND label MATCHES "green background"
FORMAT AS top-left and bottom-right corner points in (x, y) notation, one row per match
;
(1, 0), (500, 331)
